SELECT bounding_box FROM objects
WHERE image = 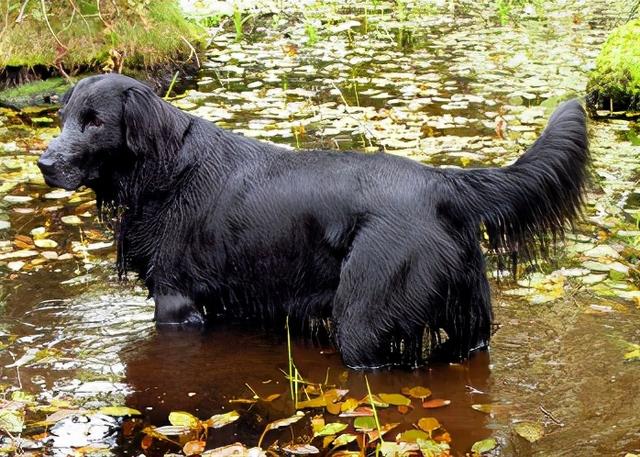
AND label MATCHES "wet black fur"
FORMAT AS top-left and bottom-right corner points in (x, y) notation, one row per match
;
(38, 74), (589, 368)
